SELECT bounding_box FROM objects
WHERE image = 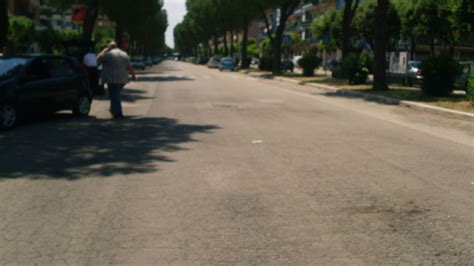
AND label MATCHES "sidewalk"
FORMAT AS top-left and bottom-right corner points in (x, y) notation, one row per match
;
(239, 68), (474, 120)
